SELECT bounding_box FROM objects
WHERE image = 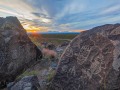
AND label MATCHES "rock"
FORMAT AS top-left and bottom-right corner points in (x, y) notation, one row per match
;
(56, 47), (63, 52)
(7, 75), (41, 90)
(50, 24), (120, 90)
(41, 42), (48, 48)
(7, 82), (14, 89)
(50, 61), (57, 70)
(60, 41), (69, 47)
(0, 17), (42, 86)
(47, 43), (56, 50)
